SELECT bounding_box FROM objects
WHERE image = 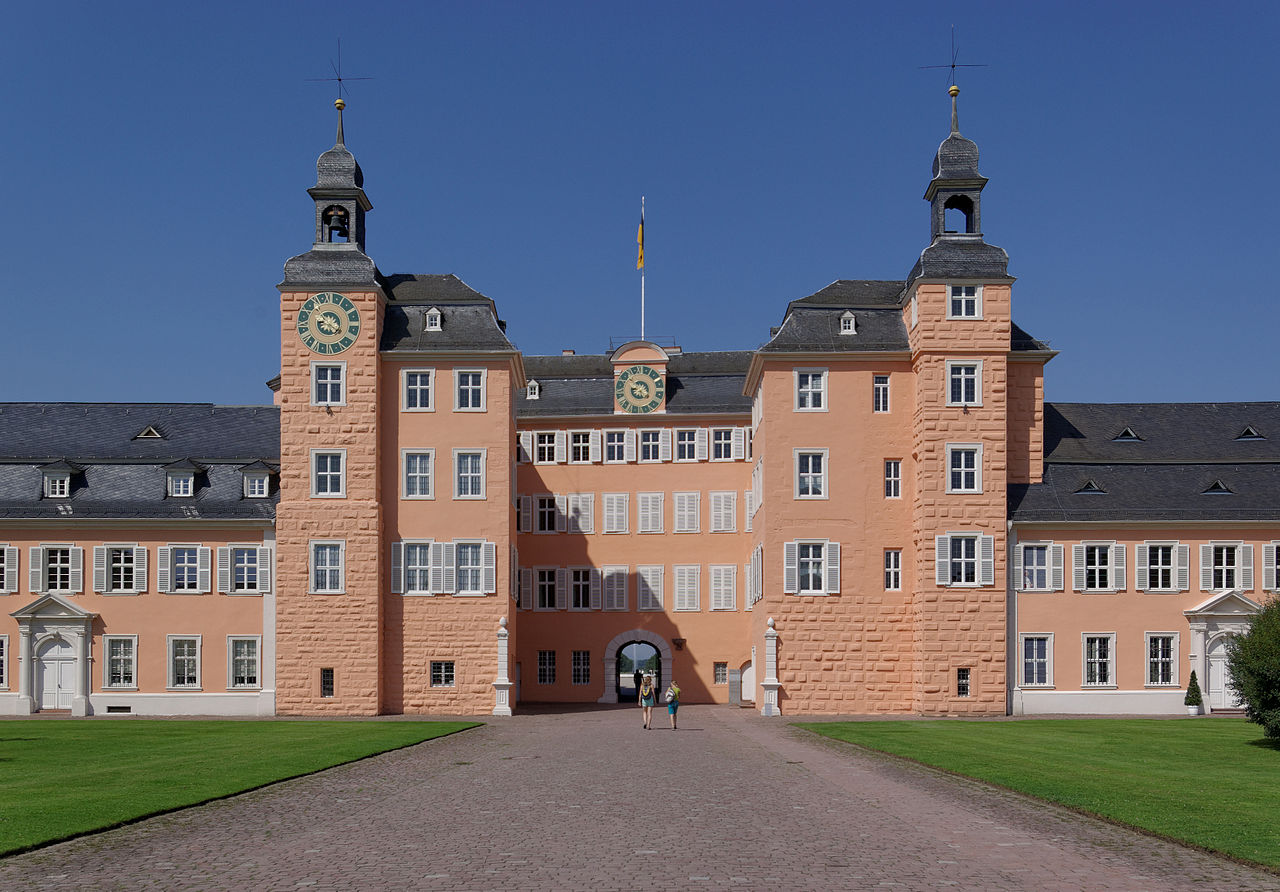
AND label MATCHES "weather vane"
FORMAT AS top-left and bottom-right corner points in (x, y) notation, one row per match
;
(305, 39), (373, 103)
(919, 25), (988, 87)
